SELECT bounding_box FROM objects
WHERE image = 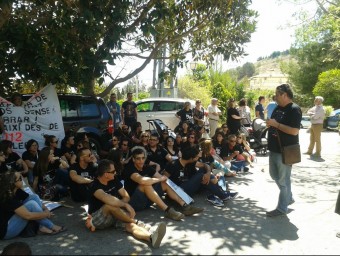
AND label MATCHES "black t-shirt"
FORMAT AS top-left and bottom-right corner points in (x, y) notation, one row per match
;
(255, 103), (265, 120)
(212, 141), (228, 158)
(163, 159), (185, 186)
(33, 160), (61, 196)
(176, 109), (193, 124)
(268, 103), (302, 153)
(123, 162), (156, 196)
(224, 144), (243, 160)
(88, 178), (123, 214)
(0, 189), (29, 239)
(69, 163), (97, 200)
(145, 146), (169, 170)
(22, 151), (39, 165)
(53, 148), (63, 158)
(122, 101), (137, 120)
(199, 155), (214, 166)
(227, 107), (241, 134)
(5, 152), (21, 171)
(61, 145), (75, 158)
